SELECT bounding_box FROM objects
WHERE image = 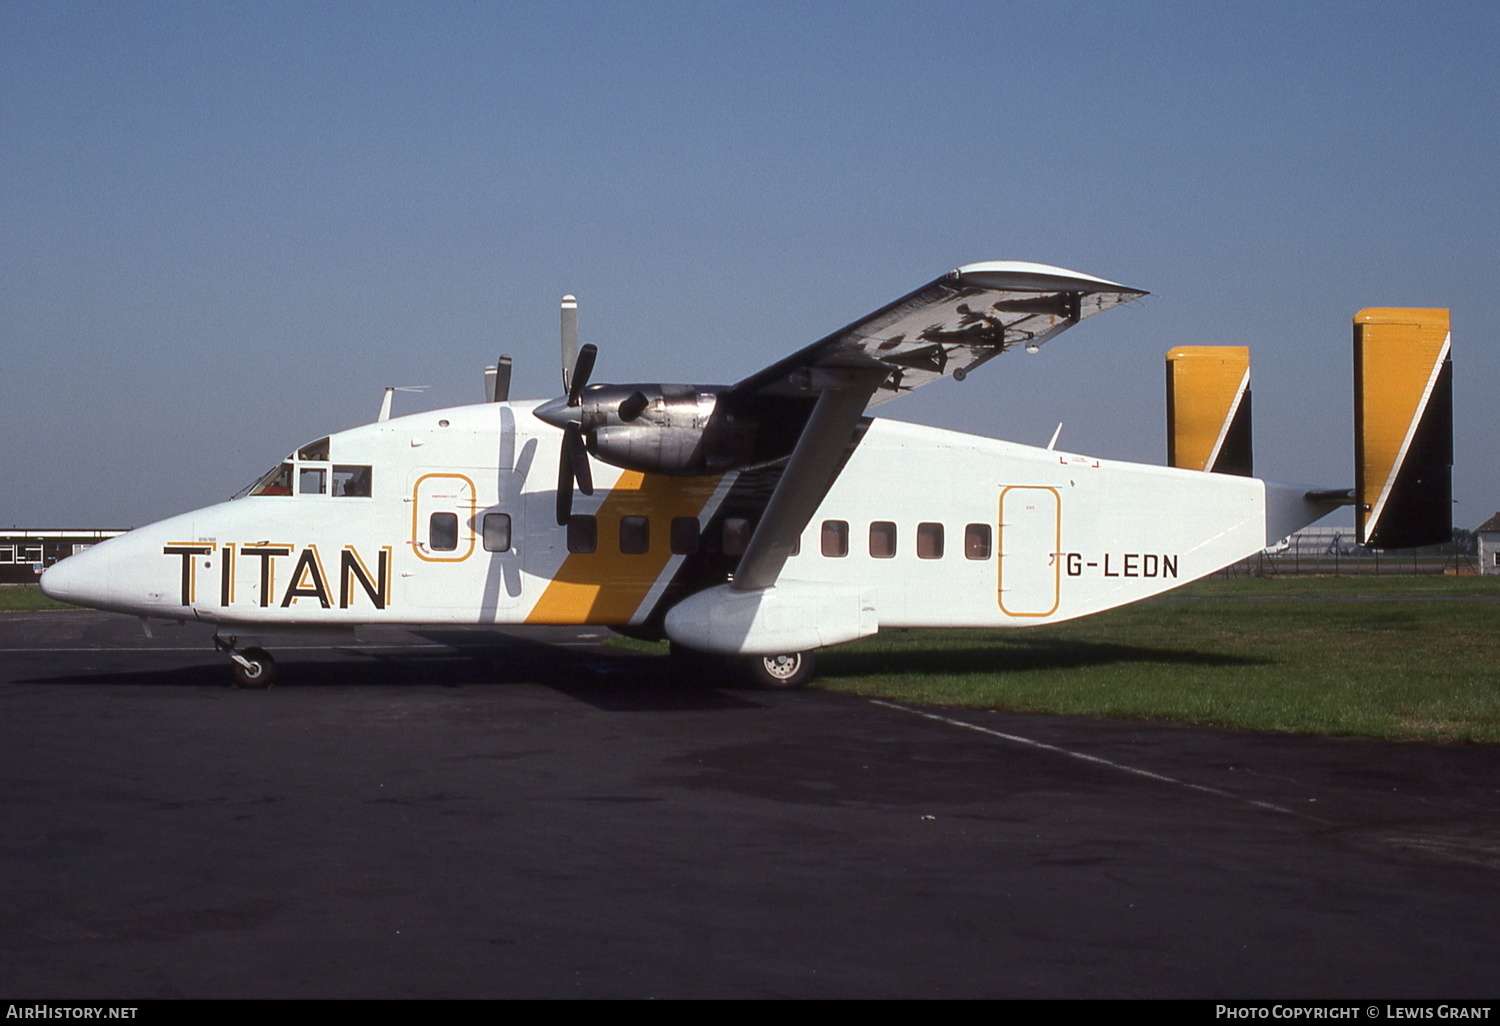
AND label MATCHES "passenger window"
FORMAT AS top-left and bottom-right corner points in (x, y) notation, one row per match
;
(567, 515), (597, 554)
(0, 546), (13, 564)
(965, 523), (992, 560)
(299, 467), (327, 496)
(670, 516), (700, 555)
(869, 521), (896, 558)
(620, 515), (650, 555)
(722, 517), (751, 556)
(332, 465), (372, 497)
(483, 513), (512, 552)
(918, 522), (944, 559)
(249, 462), (293, 496)
(821, 520), (848, 557)
(429, 512), (459, 552)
